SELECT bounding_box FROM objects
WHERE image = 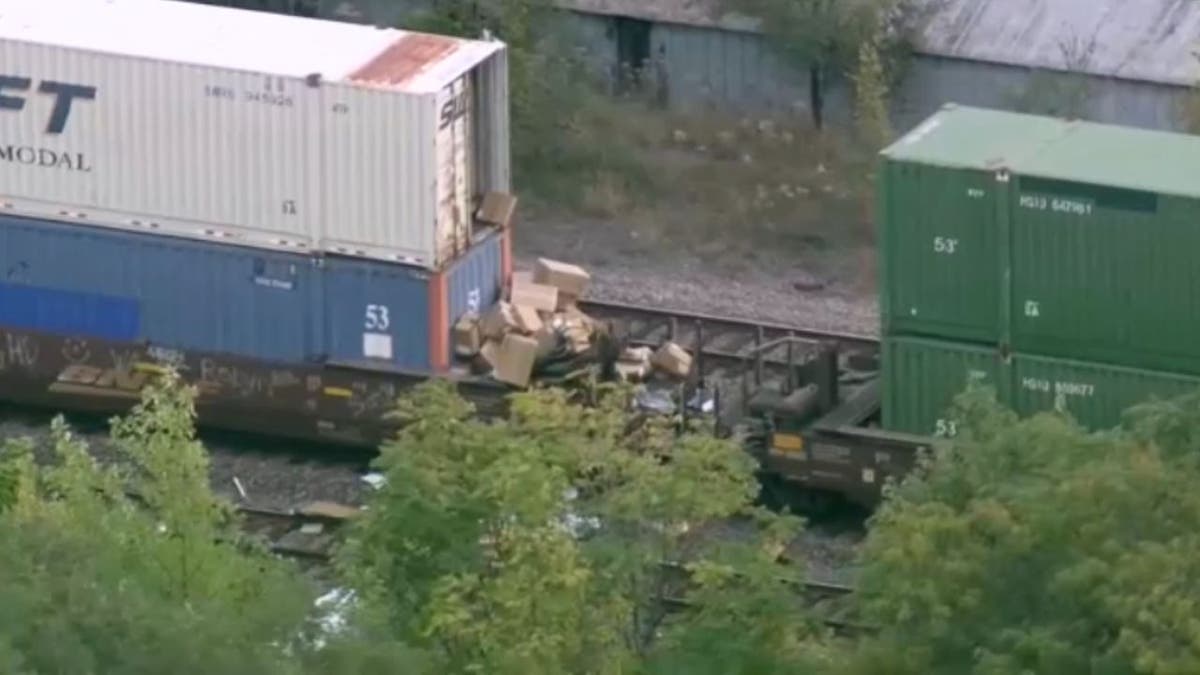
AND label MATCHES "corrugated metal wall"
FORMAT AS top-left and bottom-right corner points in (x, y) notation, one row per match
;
(447, 229), (504, 329)
(0, 214), (317, 360)
(894, 55), (1189, 135)
(557, 10), (833, 116)
(322, 255), (433, 370)
(474, 50), (512, 197)
(651, 20), (807, 112)
(0, 214), (503, 373)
